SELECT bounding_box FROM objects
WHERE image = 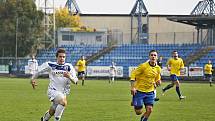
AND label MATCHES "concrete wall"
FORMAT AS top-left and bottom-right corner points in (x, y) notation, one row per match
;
(80, 14), (197, 44)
